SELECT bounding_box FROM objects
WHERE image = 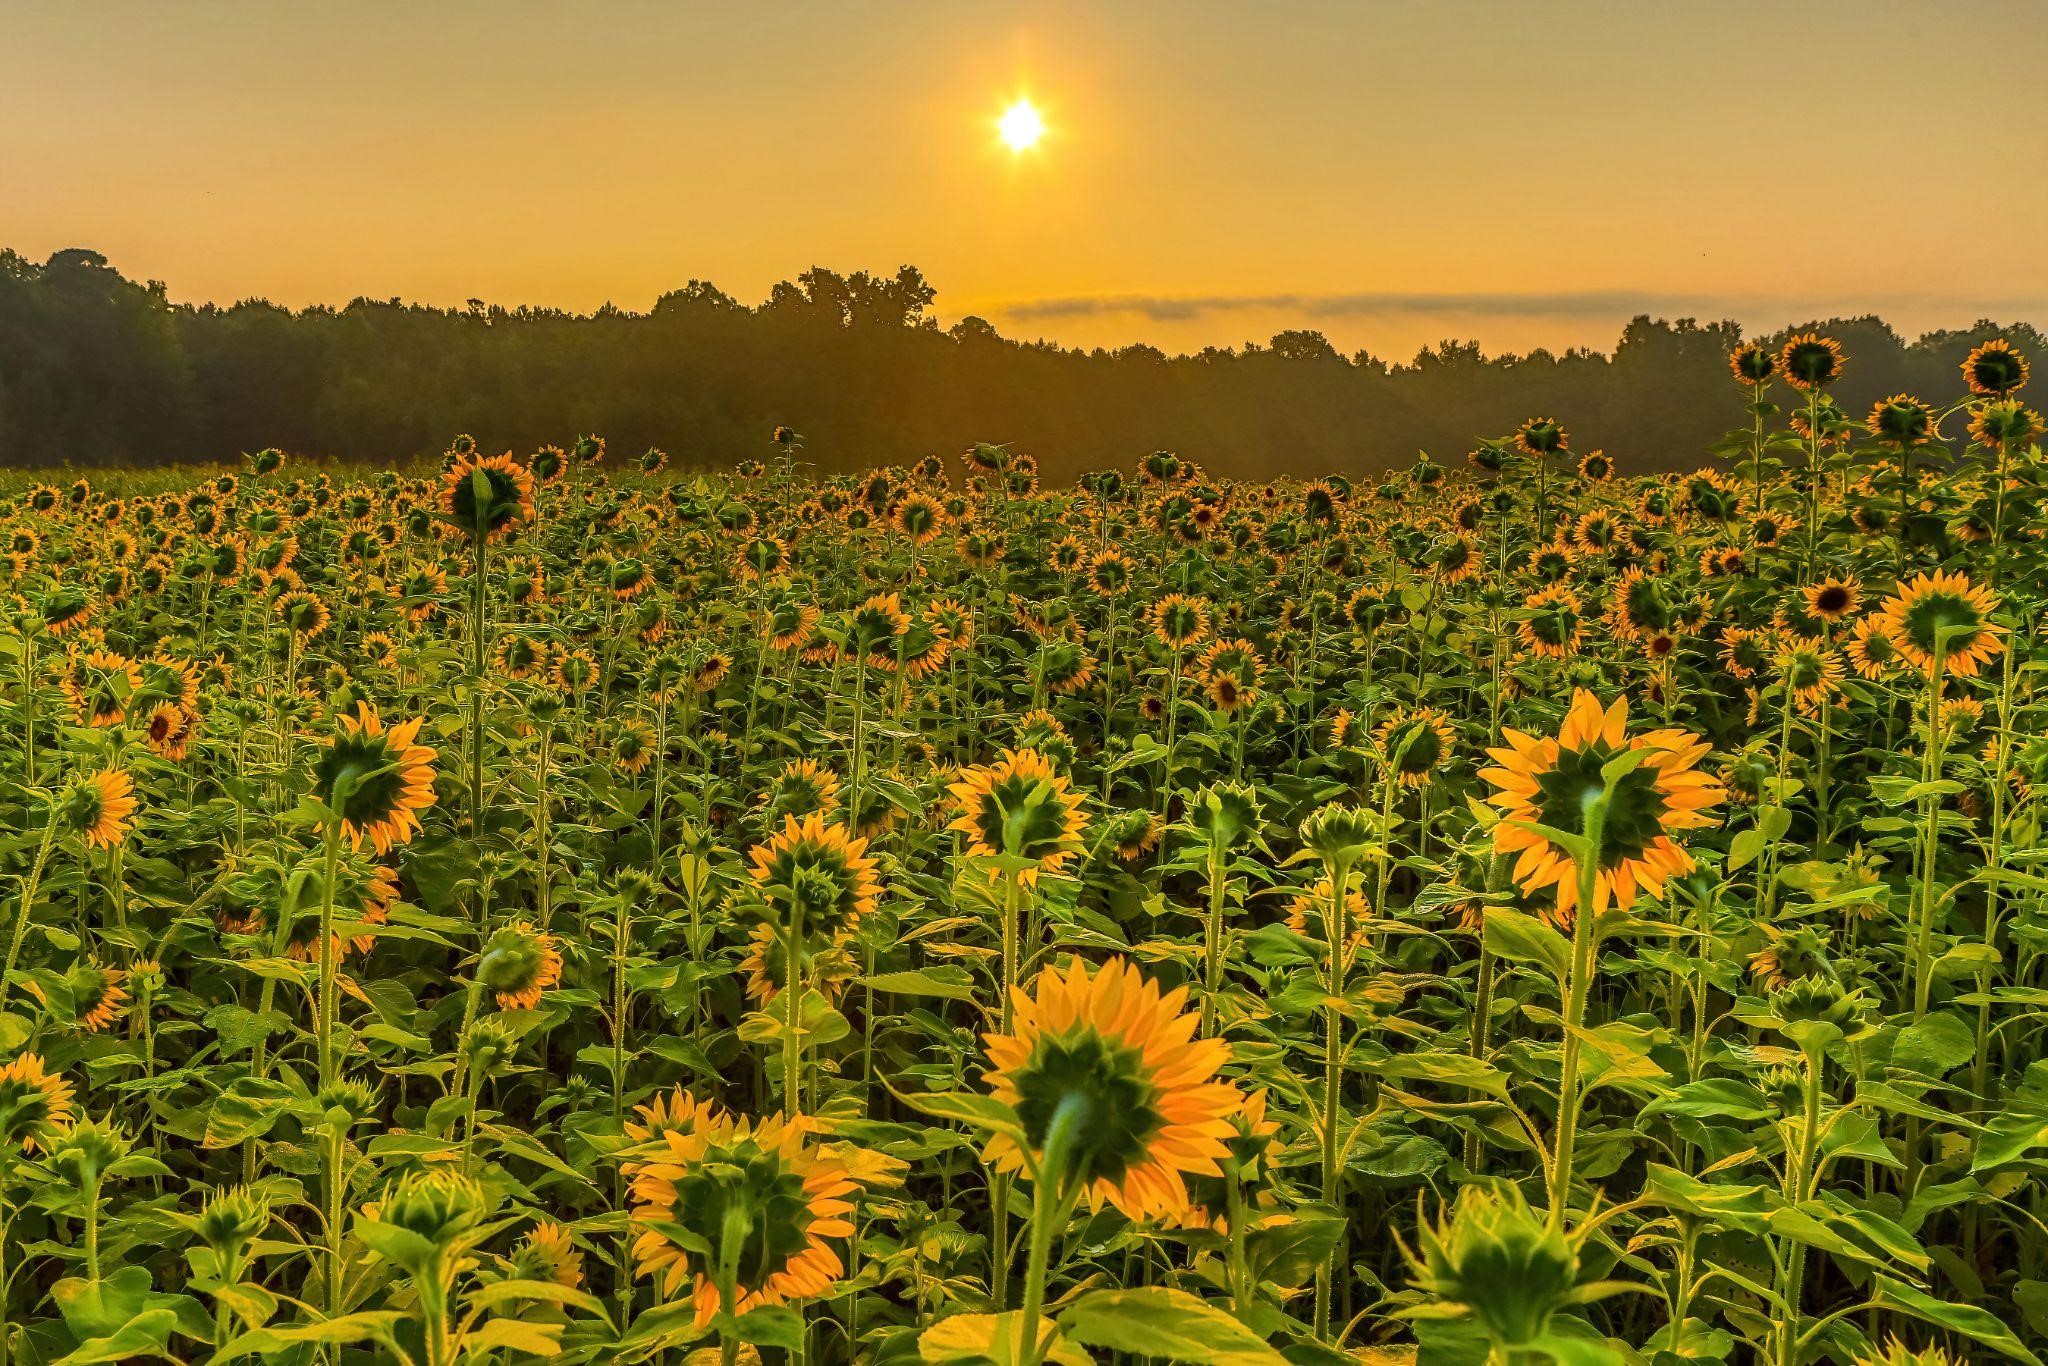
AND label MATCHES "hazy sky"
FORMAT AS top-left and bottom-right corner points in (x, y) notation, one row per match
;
(9, 1), (2048, 359)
